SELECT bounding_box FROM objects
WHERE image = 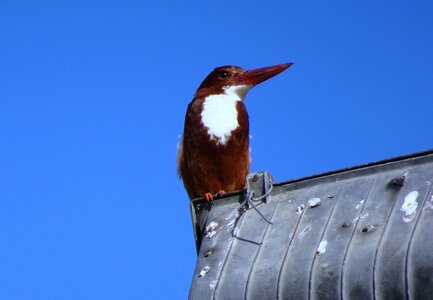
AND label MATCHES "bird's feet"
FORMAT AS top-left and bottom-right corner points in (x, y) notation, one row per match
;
(203, 192), (214, 202)
(215, 190), (226, 197)
(202, 190), (227, 202)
